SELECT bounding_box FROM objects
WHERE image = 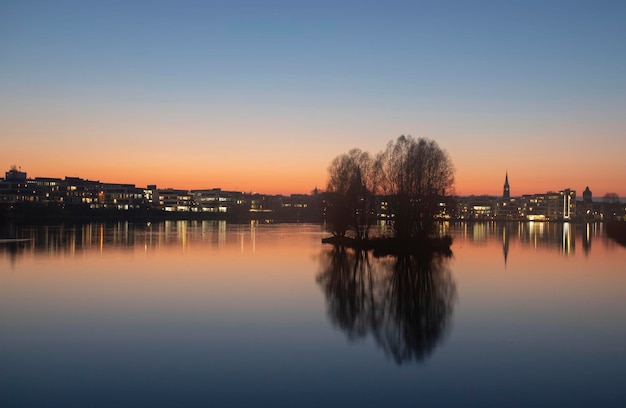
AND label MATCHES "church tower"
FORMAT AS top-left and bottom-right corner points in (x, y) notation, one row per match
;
(503, 172), (510, 199)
